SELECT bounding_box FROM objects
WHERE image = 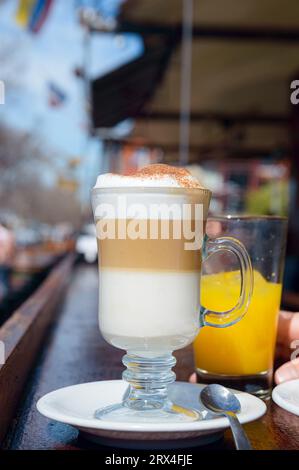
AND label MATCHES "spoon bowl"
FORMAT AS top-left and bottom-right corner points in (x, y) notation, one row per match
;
(200, 383), (241, 414)
(200, 384), (252, 450)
